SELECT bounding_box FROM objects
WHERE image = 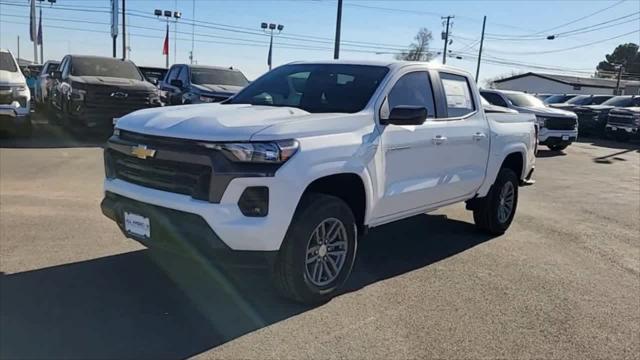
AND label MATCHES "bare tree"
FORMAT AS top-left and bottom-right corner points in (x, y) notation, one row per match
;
(395, 28), (433, 62)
